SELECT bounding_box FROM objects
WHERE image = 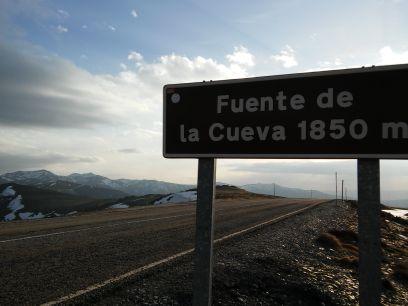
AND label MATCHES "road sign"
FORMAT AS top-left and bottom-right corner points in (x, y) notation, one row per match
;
(163, 64), (408, 158)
